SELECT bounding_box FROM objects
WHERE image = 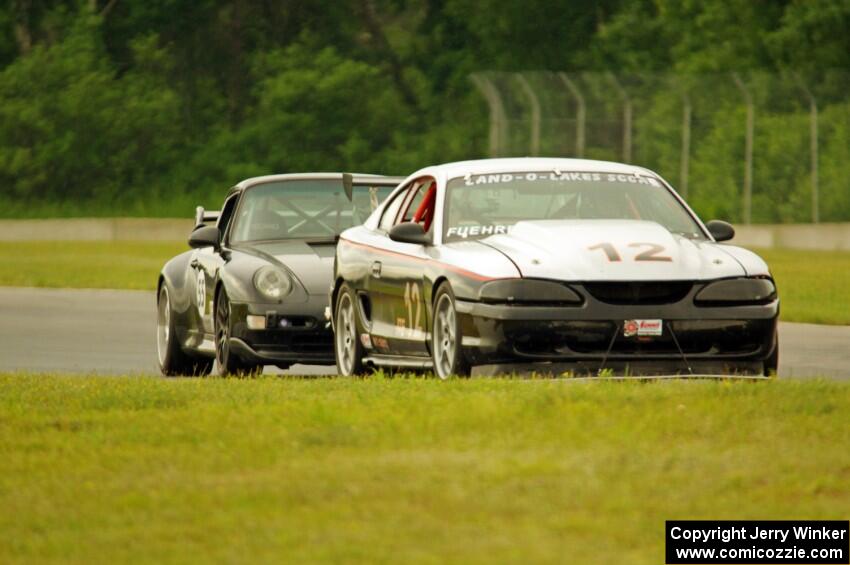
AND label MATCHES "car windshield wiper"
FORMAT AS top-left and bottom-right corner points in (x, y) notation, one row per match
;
(670, 230), (703, 240)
